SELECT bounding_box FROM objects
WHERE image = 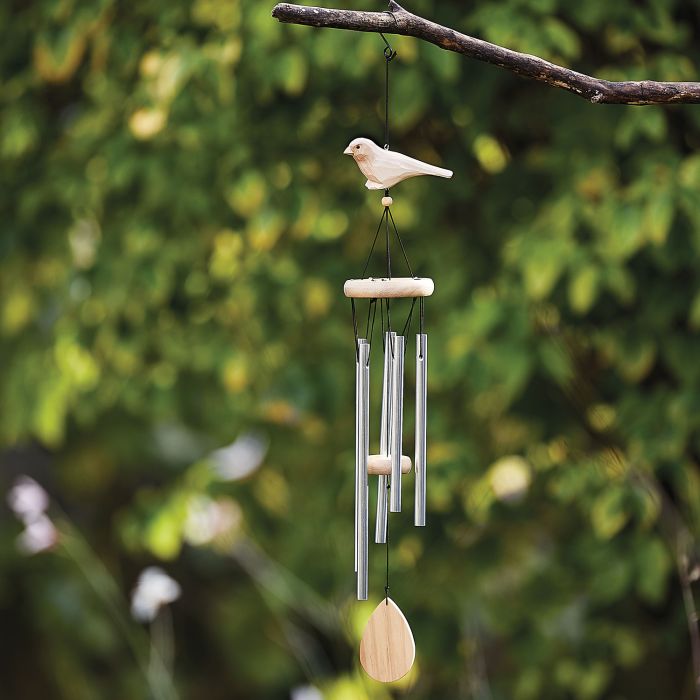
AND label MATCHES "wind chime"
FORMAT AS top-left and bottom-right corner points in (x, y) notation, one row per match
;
(343, 34), (452, 683)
